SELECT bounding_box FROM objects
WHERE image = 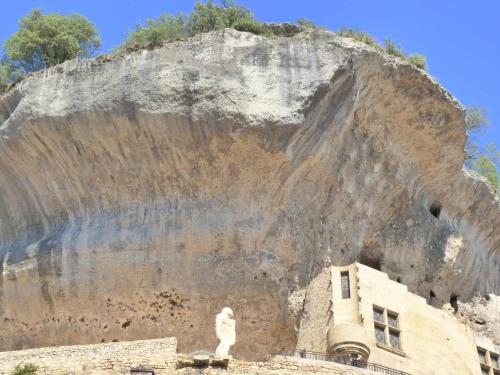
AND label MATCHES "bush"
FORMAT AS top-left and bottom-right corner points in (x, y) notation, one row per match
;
(117, 1), (265, 53)
(297, 18), (316, 29)
(465, 105), (489, 132)
(4, 10), (100, 72)
(408, 53), (427, 71)
(473, 156), (499, 193)
(187, 0), (257, 35)
(232, 18), (263, 34)
(11, 363), (38, 375)
(384, 38), (404, 58)
(119, 13), (186, 51)
(338, 28), (378, 48)
(0, 58), (24, 95)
